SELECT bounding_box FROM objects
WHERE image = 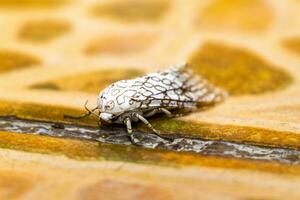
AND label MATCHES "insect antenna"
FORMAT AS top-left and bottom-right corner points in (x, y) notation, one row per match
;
(84, 100), (100, 118)
(64, 100), (99, 119)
